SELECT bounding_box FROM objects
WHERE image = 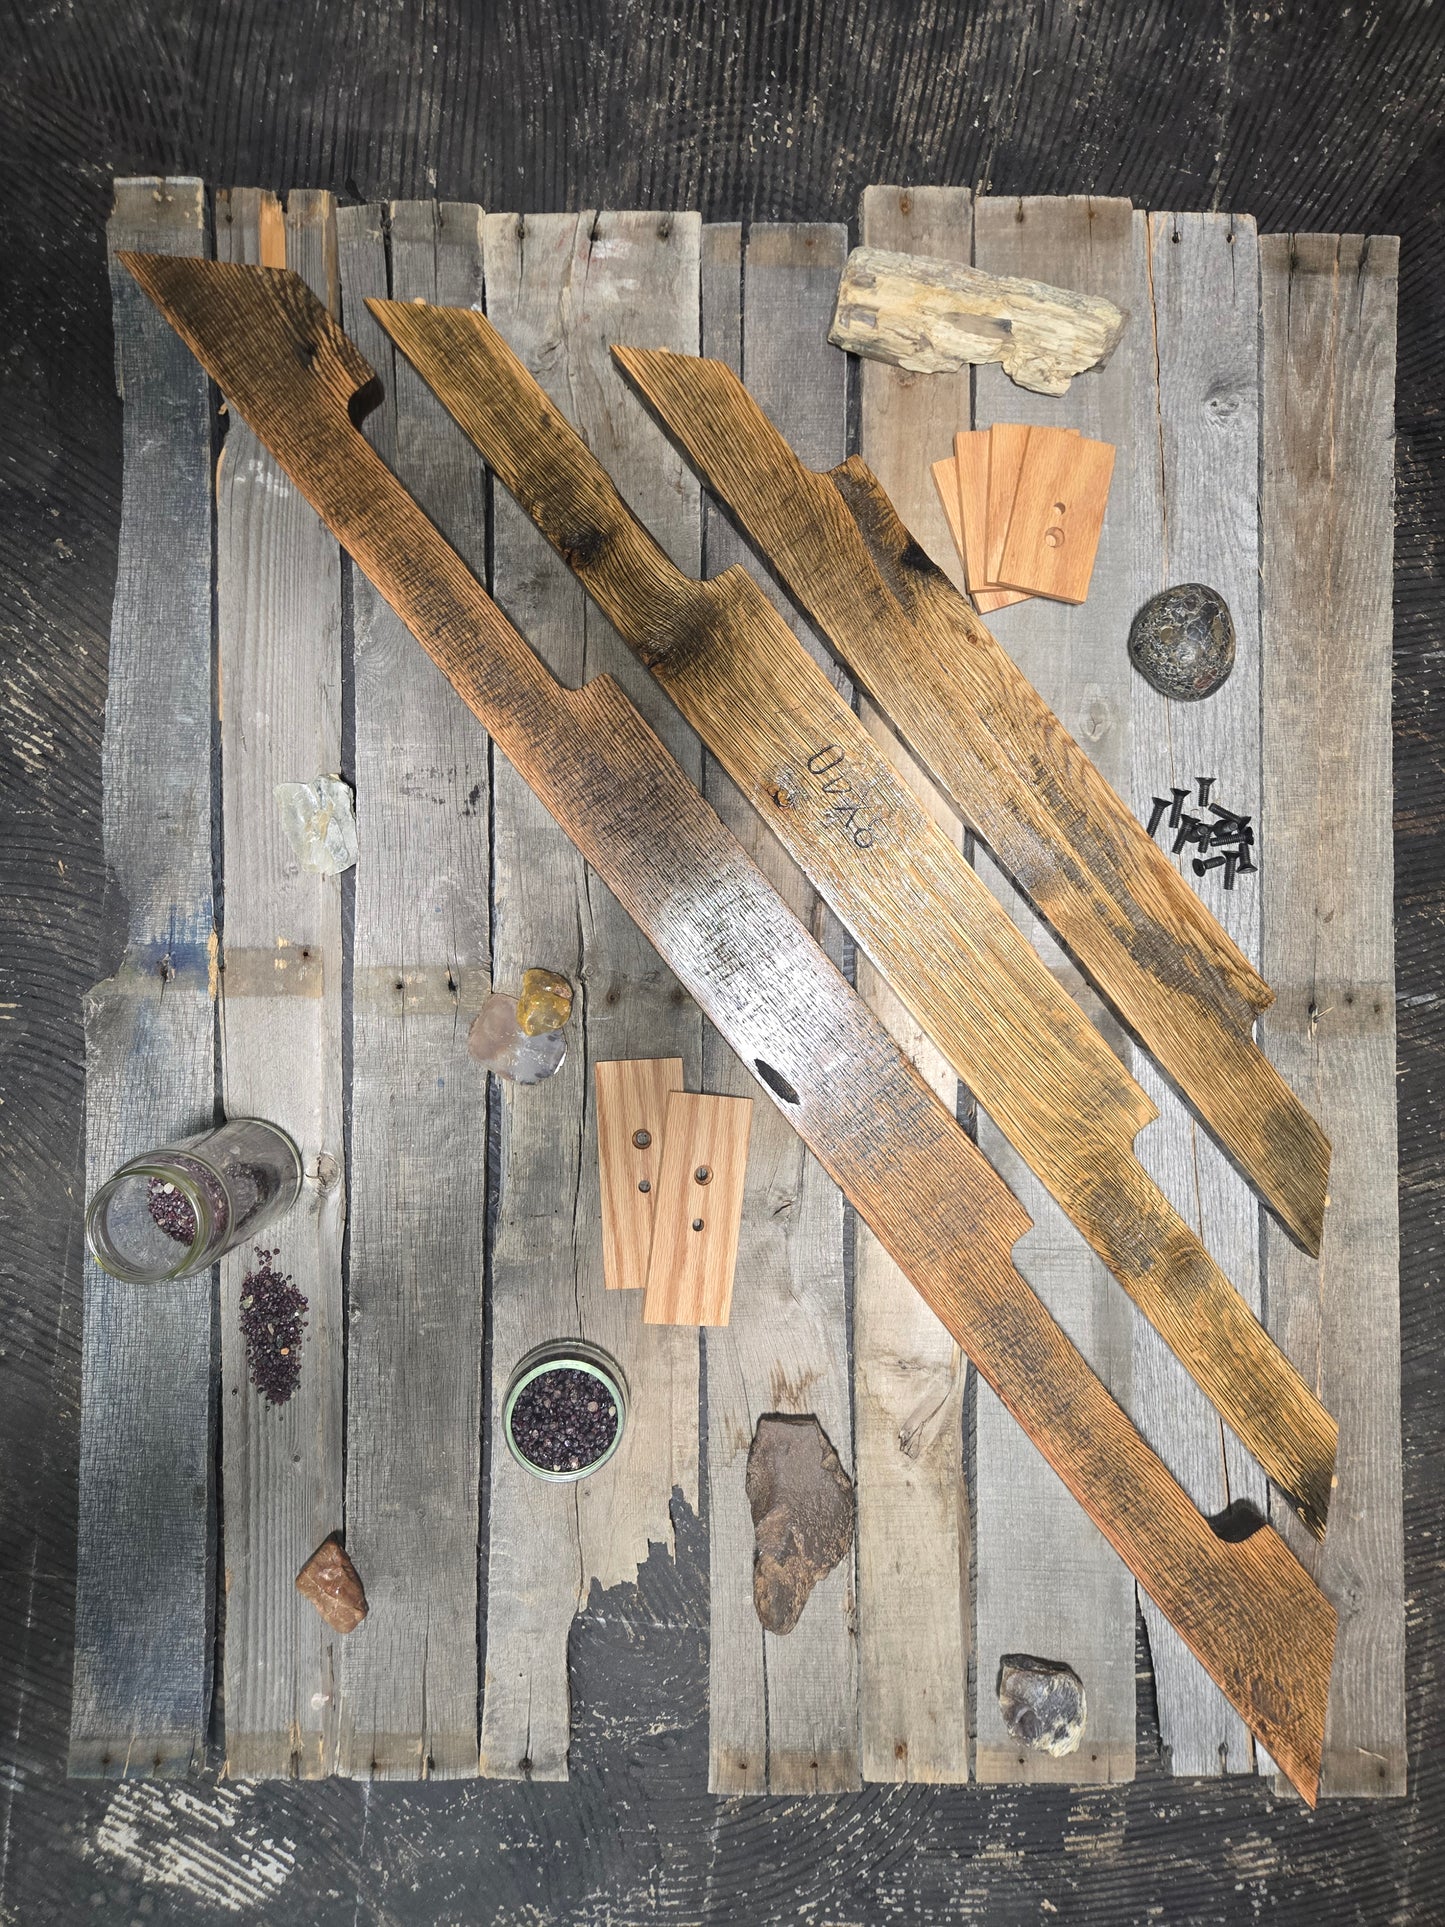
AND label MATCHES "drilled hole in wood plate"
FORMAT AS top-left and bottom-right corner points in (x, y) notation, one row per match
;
(637, 1179), (651, 1194)
(691, 1218), (704, 1232)
(754, 1058), (800, 1105)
